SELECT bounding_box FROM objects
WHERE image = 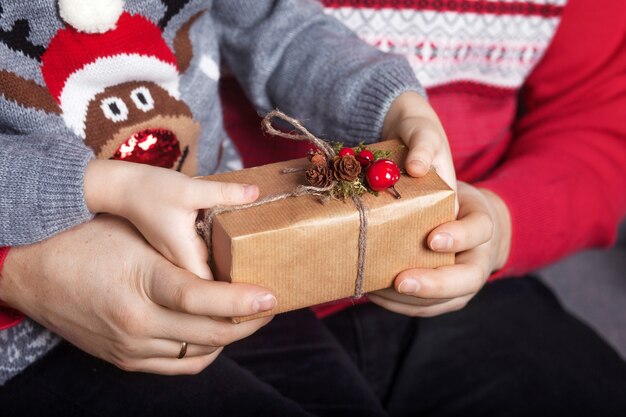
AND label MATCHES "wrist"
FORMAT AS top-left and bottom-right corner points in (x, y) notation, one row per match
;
(479, 188), (512, 271)
(84, 159), (136, 216)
